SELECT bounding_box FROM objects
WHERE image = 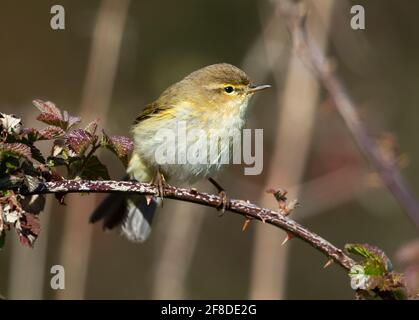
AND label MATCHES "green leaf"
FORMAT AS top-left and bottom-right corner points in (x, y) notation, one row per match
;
(0, 143), (32, 160)
(82, 156), (110, 180)
(85, 120), (98, 135)
(345, 243), (392, 275)
(0, 176), (23, 189)
(30, 145), (46, 164)
(70, 156), (110, 180)
(47, 156), (67, 167)
(0, 154), (20, 175)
